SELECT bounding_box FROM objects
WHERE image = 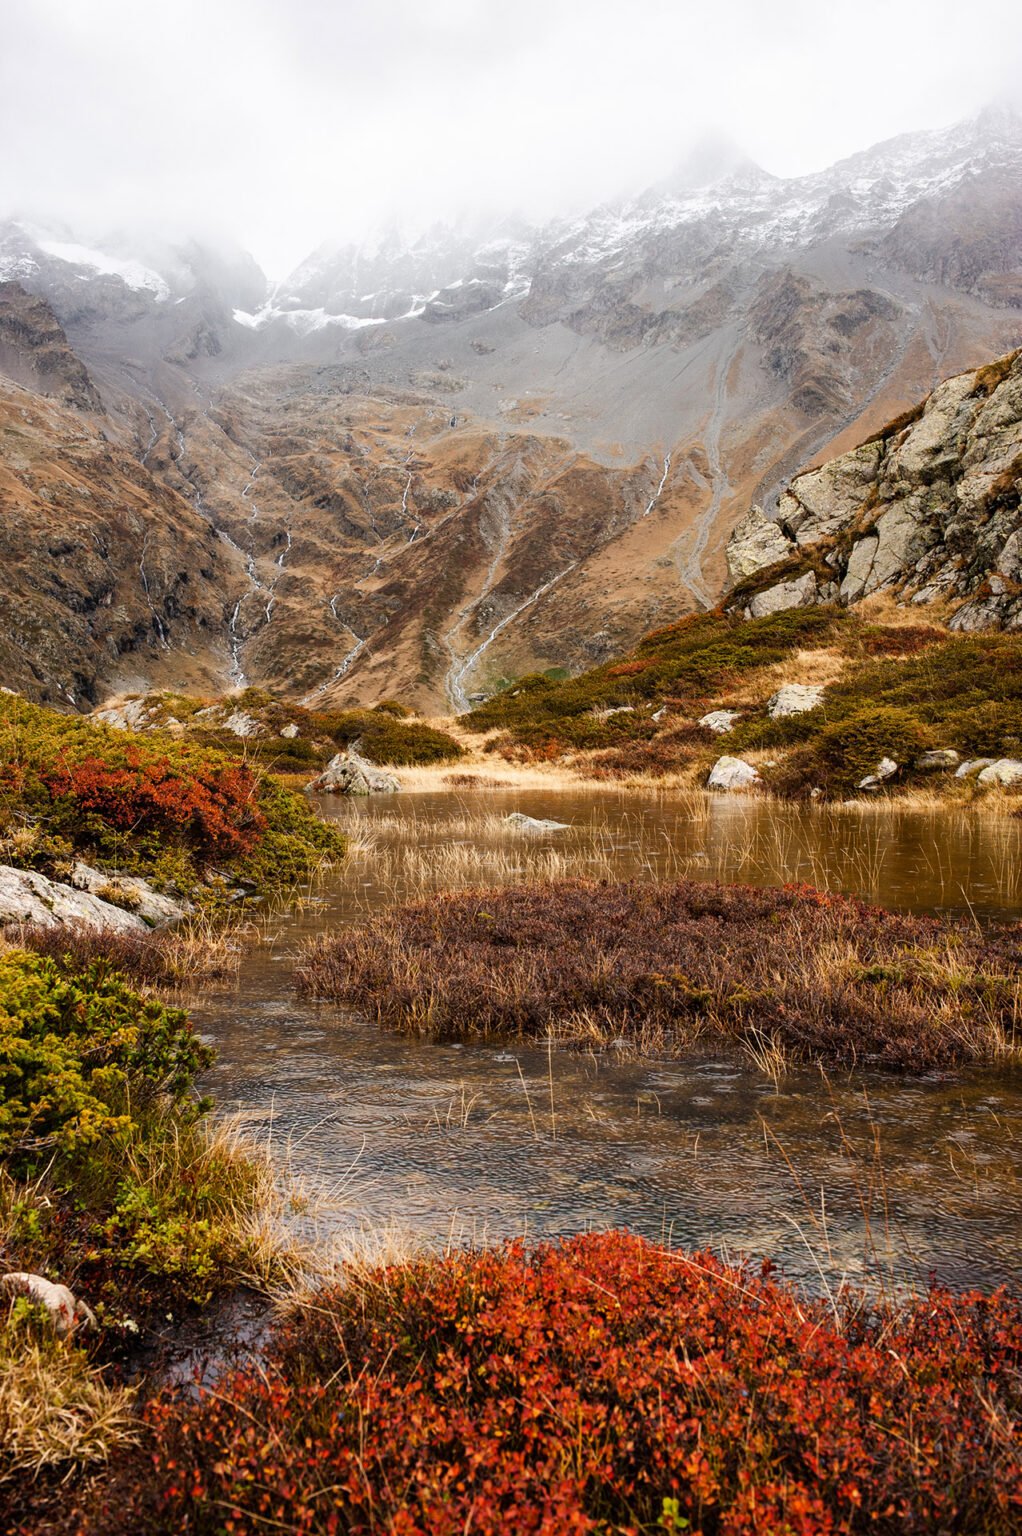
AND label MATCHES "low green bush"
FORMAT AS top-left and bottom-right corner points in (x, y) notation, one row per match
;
(0, 950), (209, 1166)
